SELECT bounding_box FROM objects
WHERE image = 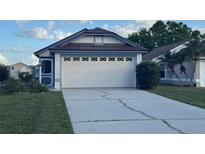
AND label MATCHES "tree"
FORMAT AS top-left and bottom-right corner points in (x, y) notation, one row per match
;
(0, 64), (9, 82)
(166, 21), (192, 43)
(128, 28), (155, 50)
(175, 50), (188, 83)
(179, 39), (205, 84)
(150, 20), (169, 47)
(158, 51), (184, 84)
(128, 20), (200, 50)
